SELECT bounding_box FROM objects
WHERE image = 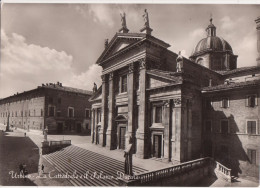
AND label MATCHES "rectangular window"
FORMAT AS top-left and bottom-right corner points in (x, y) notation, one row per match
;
(155, 106), (162, 123)
(205, 120), (212, 132)
(85, 109), (90, 118)
(221, 98), (229, 108)
(221, 120), (229, 134)
(247, 121), (257, 135)
(121, 75), (127, 93)
(49, 106), (55, 117)
(57, 111), (61, 117)
(41, 109), (43, 116)
(247, 149), (256, 164)
(97, 109), (101, 123)
(21, 111), (23, 117)
(68, 107), (74, 118)
(246, 95), (257, 107)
